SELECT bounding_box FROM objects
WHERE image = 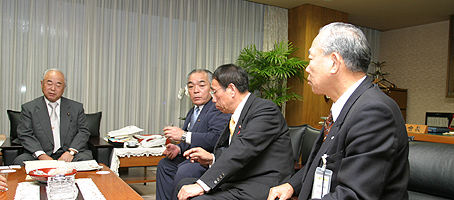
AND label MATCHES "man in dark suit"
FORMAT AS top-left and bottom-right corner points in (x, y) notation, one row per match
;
(267, 22), (409, 200)
(156, 69), (230, 200)
(13, 69), (92, 165)
(176, 64), (294, 200)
